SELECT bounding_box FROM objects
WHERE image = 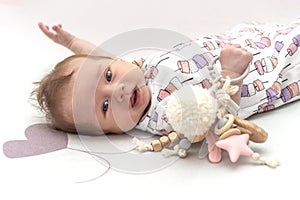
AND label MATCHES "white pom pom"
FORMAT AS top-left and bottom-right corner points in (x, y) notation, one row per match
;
(166, 85), (217, 139)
